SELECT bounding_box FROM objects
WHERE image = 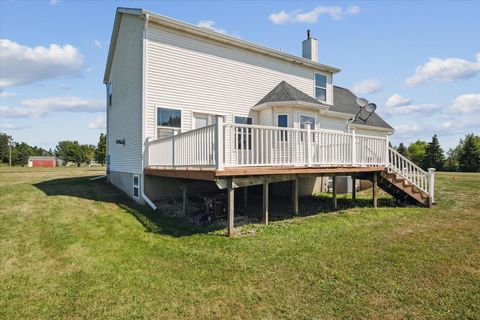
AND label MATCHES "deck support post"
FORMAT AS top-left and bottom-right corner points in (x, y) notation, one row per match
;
(215, 115), (224, 170)
(243, 187), (248, 209)
(352, 177), (356, 200)
(227, 178), (234, 237)
(263, 177), (269, 225)
(182, 182), (187, 216)
(373, 173), (378, 208)
(291, 177), (298, 216)
(332, 175), (337, 209)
